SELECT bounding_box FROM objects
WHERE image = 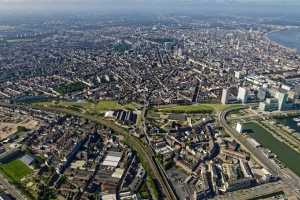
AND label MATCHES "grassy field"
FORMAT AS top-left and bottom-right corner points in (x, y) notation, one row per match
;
(95, 100), (123, 111)
(0, 160), (33, 182)
(157, 103), (241, 114)
(34, 100), (139, 114)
